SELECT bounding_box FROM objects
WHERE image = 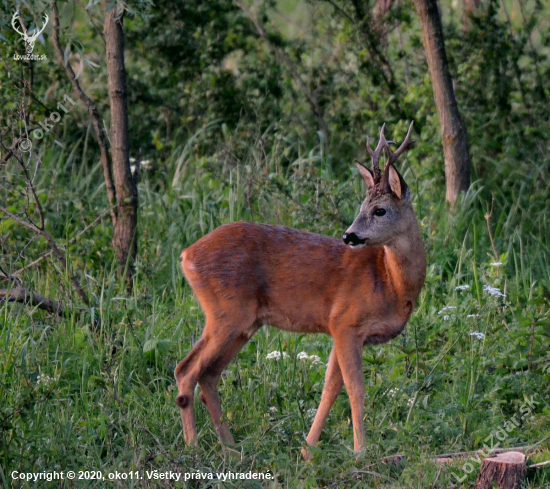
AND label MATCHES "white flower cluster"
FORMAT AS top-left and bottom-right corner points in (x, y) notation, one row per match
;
(483, 285), (506, 298)
(469, 332), (485, 340)
(266, 351), (324, 364)
(490, 262), (503, 267)
(306, 408), (317, 419)
(467, 314), (480, 318)
(296, 352), (323, 365)
(454, 285), (470, 291)
(266, 351), (290, 360)
(37, 374), (58, 386)
(386, 388), (400, 398)
(438, 306), (457, 315)
(129, 158), (153, 177)
(386, 388), (416, 407)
